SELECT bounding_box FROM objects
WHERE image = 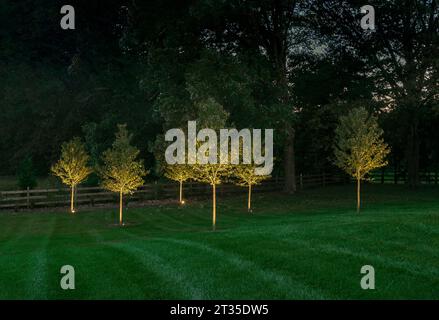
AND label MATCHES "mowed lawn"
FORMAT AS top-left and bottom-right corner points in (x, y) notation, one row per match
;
(0, 184), (438, 299)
